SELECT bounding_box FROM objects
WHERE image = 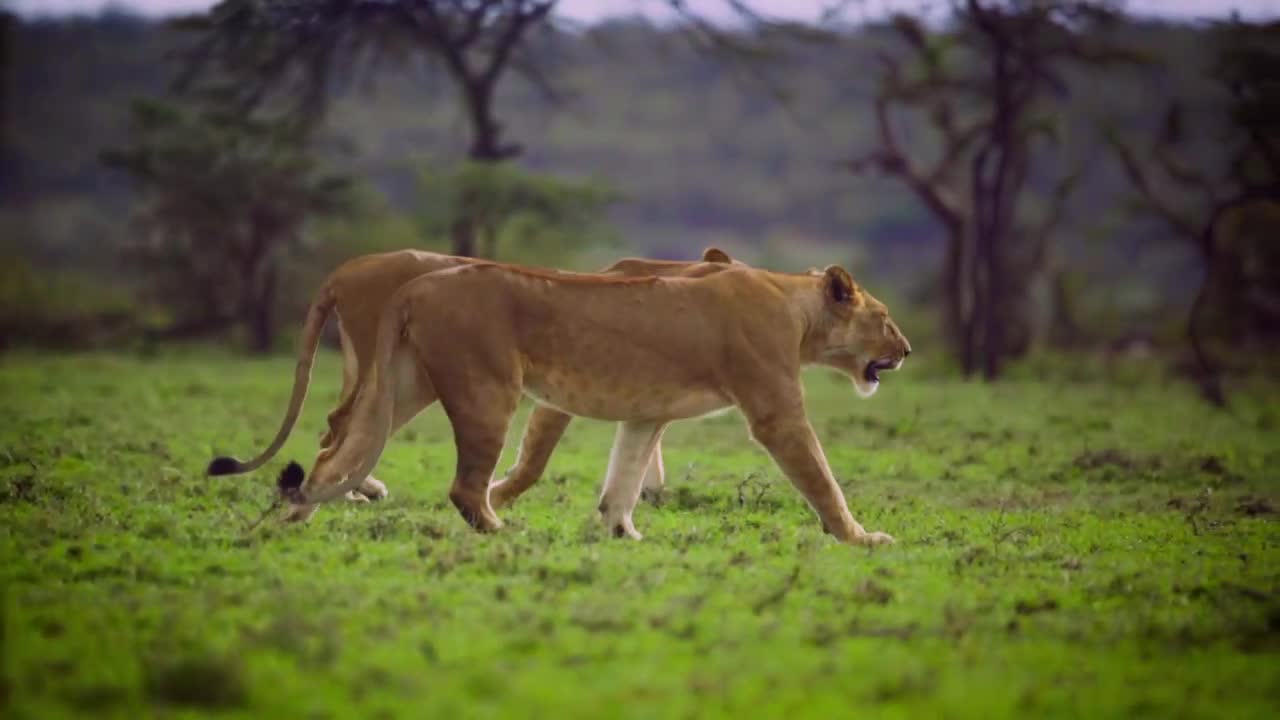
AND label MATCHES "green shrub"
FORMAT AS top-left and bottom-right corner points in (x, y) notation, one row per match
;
(0, 257), (145, 350)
